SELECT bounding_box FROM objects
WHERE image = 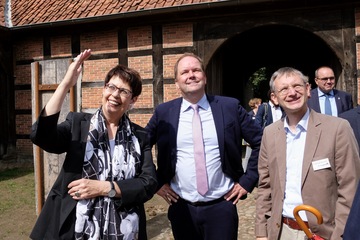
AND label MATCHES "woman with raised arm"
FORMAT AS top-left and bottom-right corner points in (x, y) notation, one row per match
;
(30, 49), (157, 240)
